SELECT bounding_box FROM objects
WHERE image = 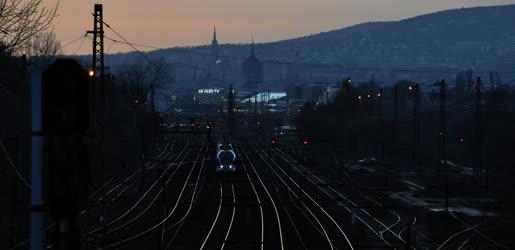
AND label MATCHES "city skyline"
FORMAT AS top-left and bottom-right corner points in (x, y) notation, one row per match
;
(46, 0), (515, 54)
